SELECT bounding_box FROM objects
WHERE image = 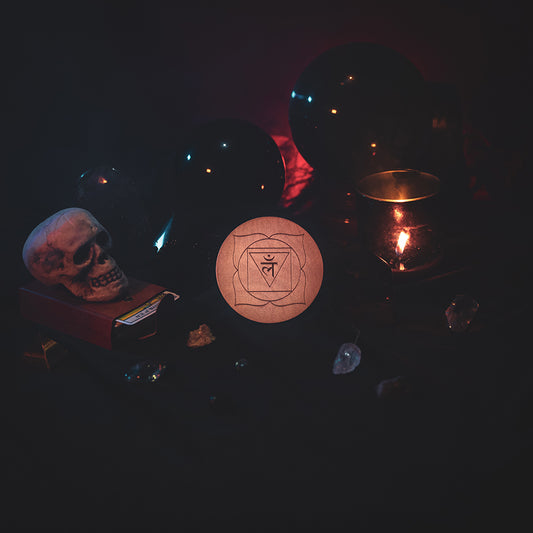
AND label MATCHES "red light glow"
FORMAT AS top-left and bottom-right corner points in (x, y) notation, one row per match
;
(271, 135), (314, 209)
